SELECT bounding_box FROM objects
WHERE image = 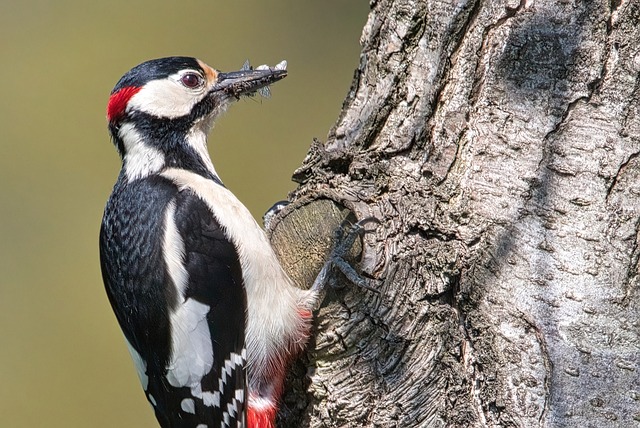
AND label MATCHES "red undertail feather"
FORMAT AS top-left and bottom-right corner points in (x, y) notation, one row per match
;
(297, 308), (313, 320)
(248, 308), (314, 427)
(248, 405), (278, 428)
